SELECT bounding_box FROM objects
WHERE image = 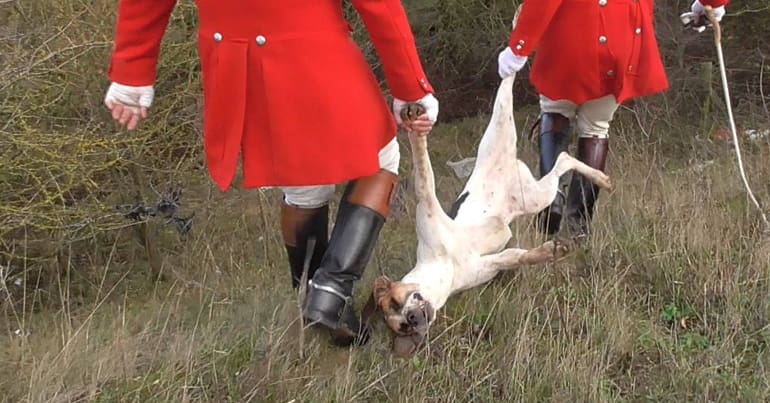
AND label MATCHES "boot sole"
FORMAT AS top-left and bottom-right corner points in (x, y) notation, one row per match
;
(303, 308), (361, 347)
